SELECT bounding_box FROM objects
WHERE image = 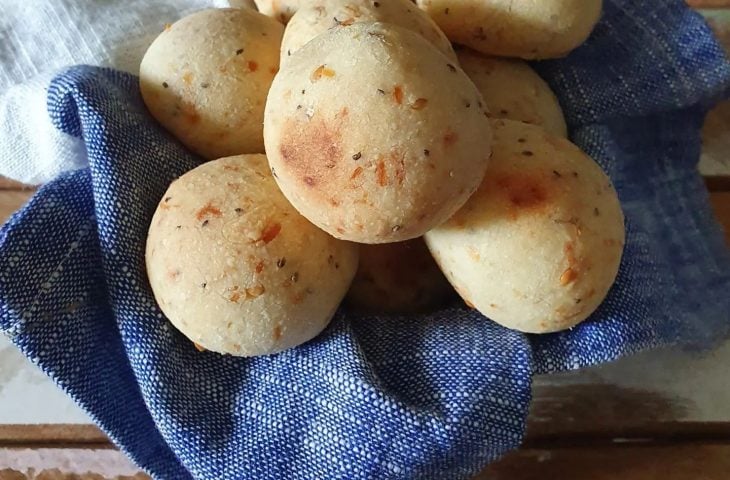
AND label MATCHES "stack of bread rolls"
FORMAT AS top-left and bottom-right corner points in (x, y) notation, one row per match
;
(142, 0), (624, 357)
